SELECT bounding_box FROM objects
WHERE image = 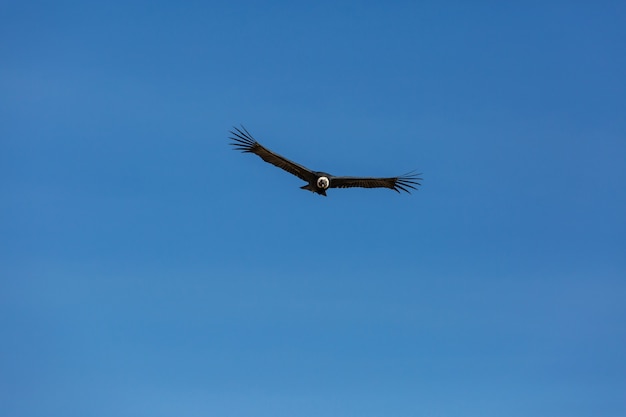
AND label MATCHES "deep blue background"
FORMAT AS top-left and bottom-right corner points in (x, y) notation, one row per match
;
(2, 2), (625, 416)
